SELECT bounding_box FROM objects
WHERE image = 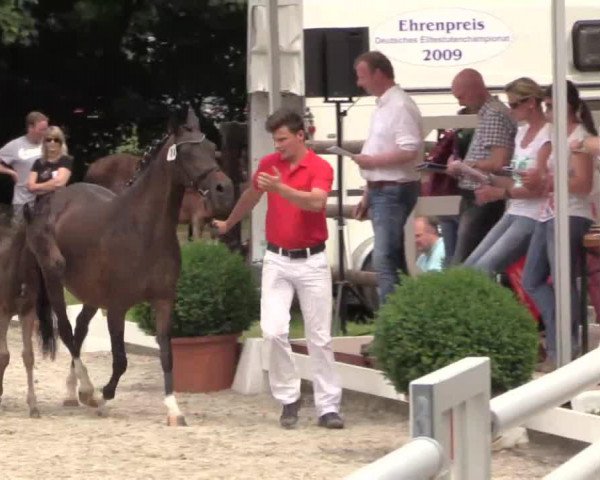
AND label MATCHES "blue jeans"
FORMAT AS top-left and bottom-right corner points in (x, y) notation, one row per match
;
(522, 217), (591, 360)
(464, 214), (537, 275)
(439, 215), (459, 265)
(368, 181), (419, 305)
(452, 195), (505, 264)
